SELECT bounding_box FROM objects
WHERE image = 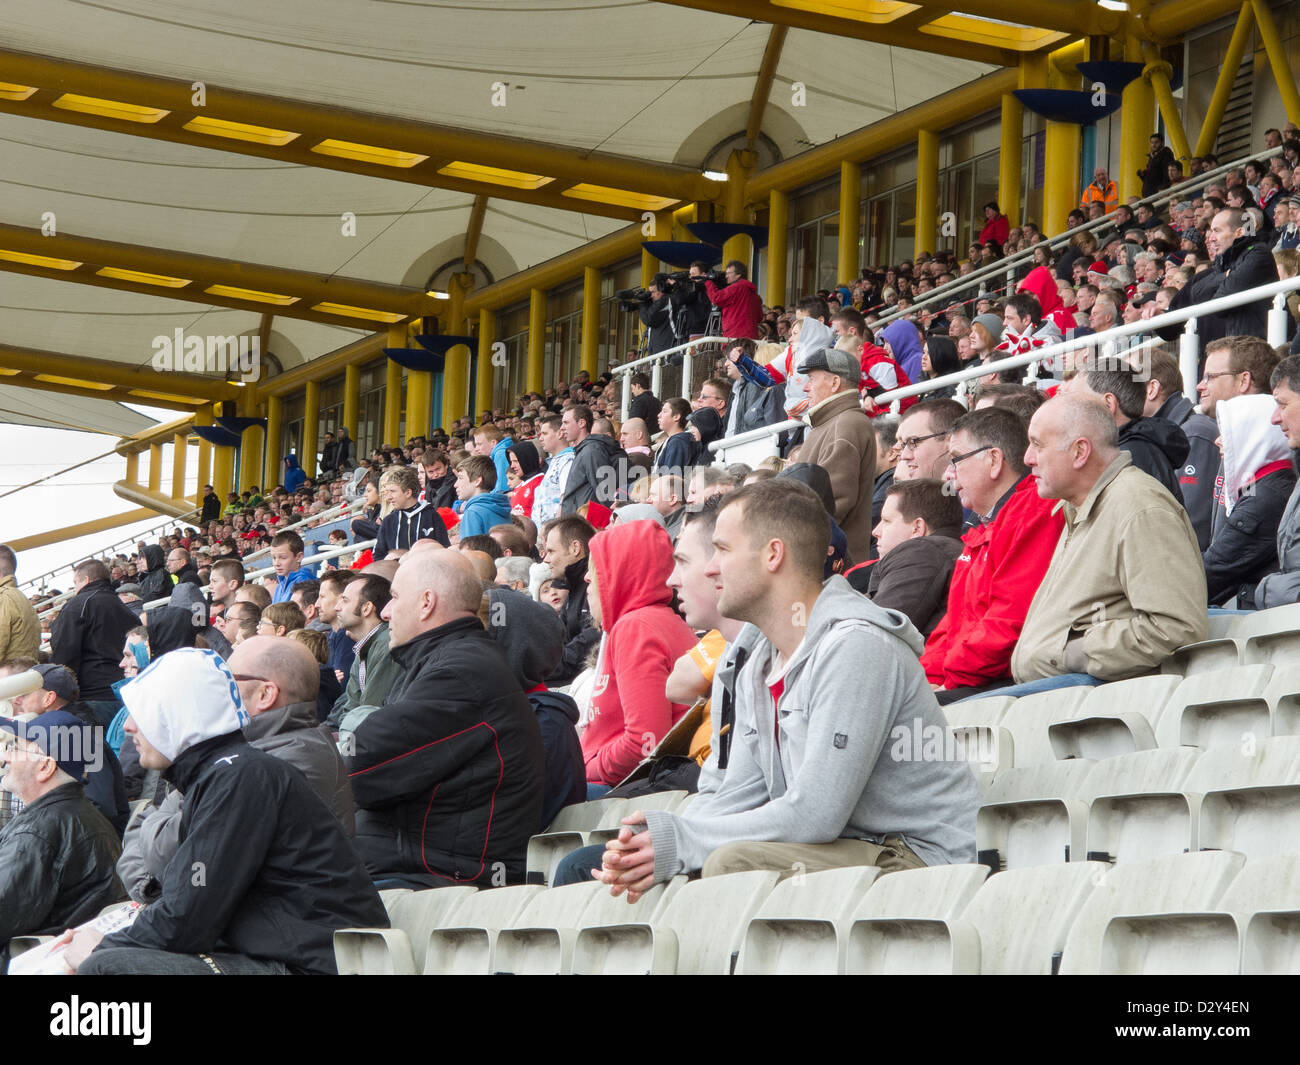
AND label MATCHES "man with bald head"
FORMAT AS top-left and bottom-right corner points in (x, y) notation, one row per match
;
(985, 395), (1207, 698)
(116, 637), (355, 903)
(341, 549), (545, 887)
(620, 417), (653, 476)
